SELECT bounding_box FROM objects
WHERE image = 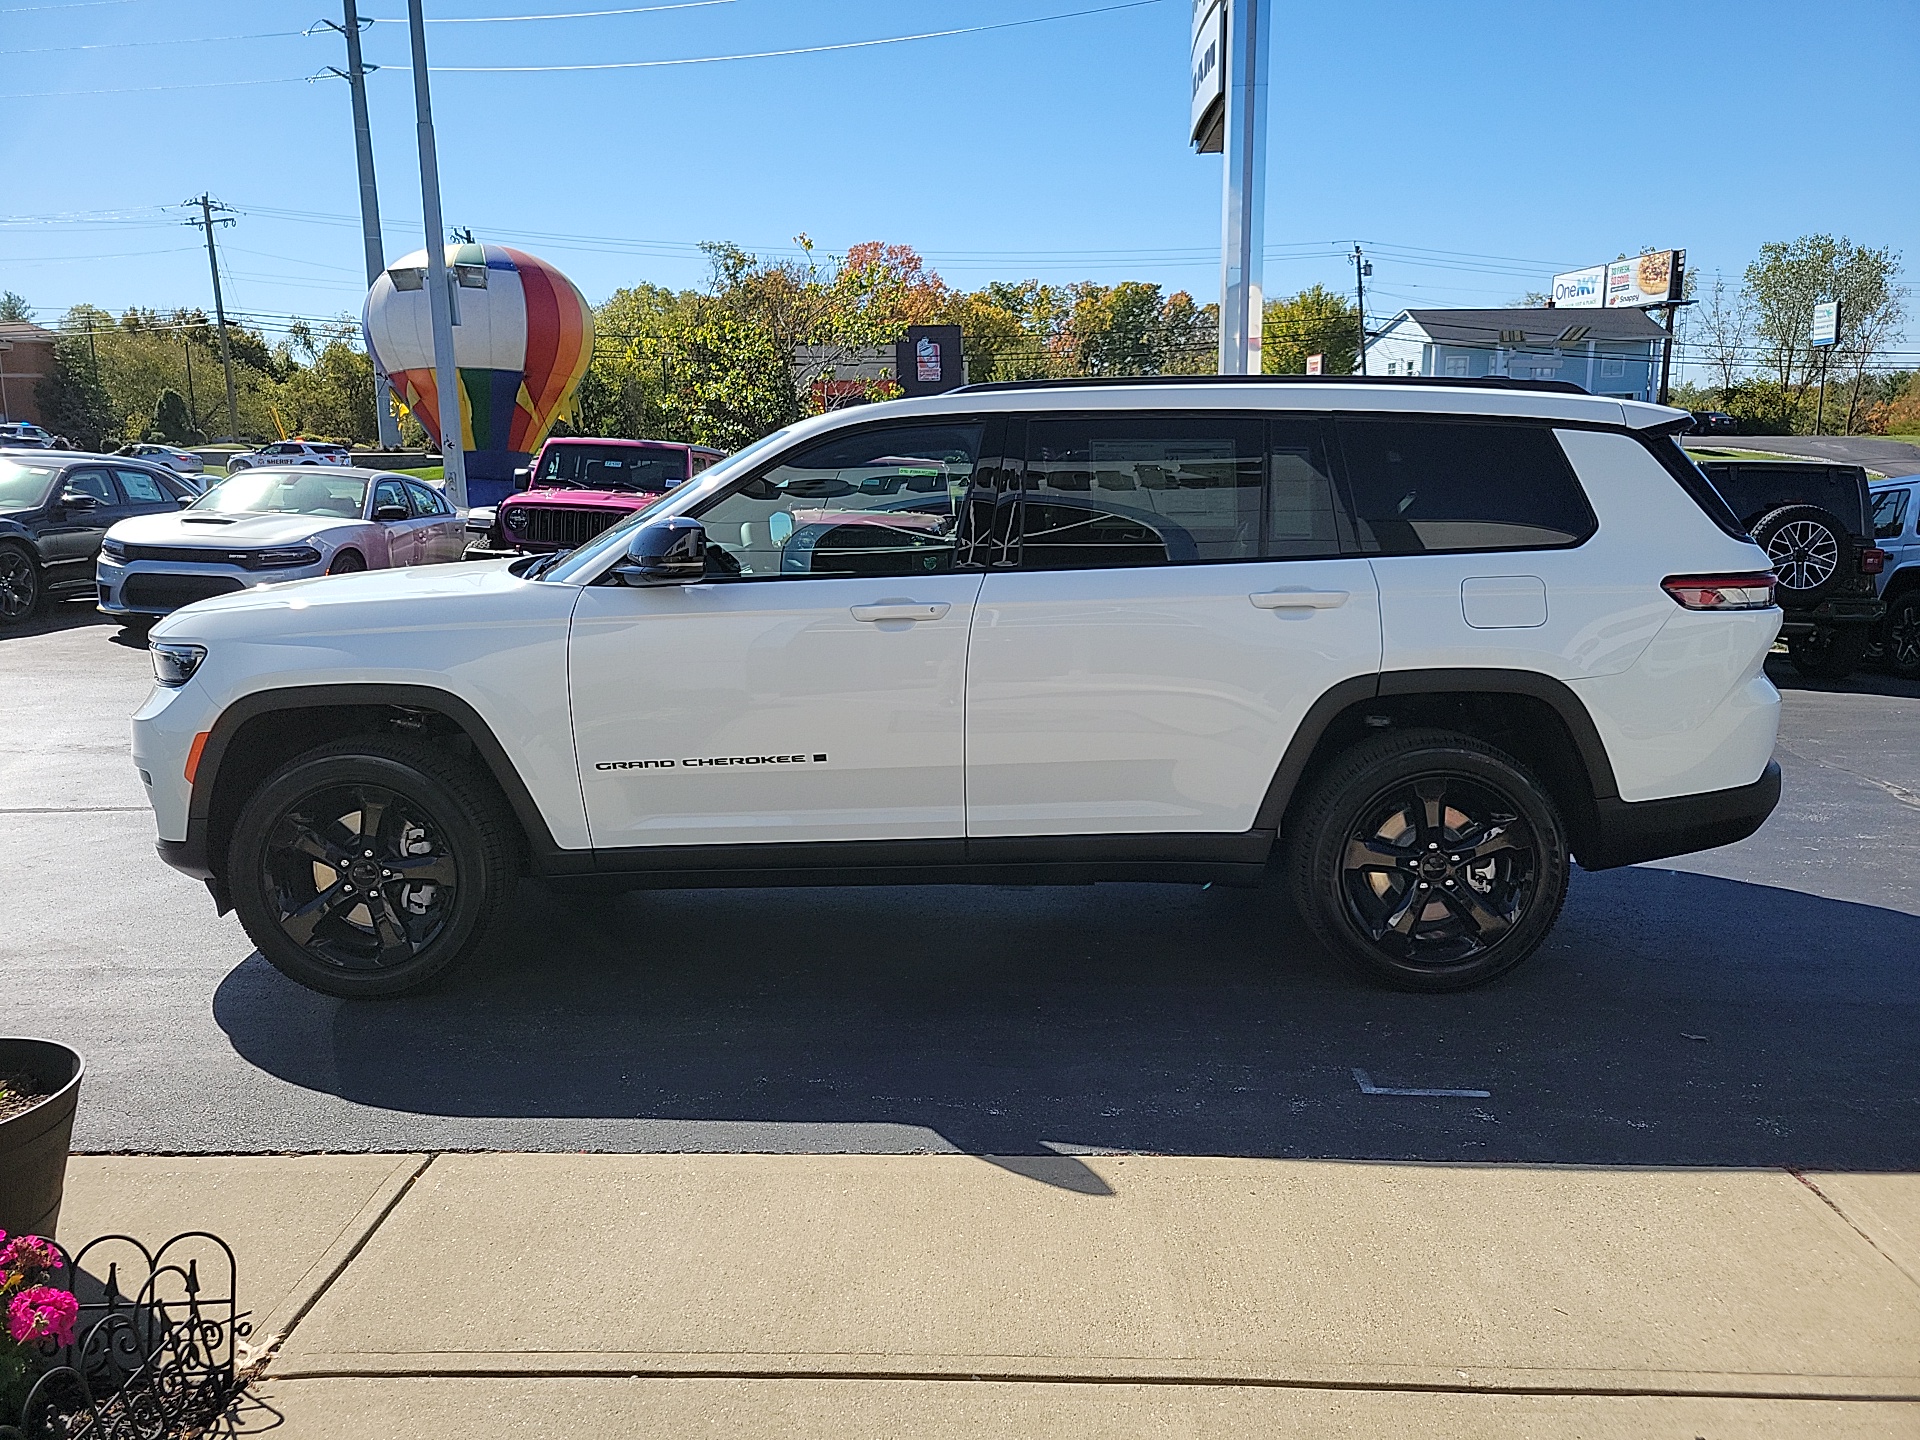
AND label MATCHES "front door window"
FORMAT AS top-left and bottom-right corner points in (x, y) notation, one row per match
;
(694, 424), (982, 579)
